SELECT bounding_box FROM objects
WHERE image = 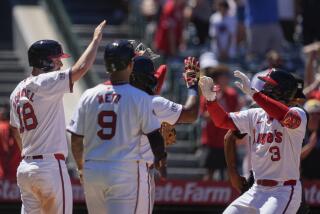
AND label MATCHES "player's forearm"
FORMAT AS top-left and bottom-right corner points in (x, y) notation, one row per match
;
(147, 129), (167, 162)
(10, 126), (22, 152)
(177, 87), (199, 123)
(206, 101), (237, 130)
(301, 131), (317, 160)
(252, 92), (289, 121)
(71, 39), (100, 83)
(71, 134), (84, 170)
(224, 130), (238, 172)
